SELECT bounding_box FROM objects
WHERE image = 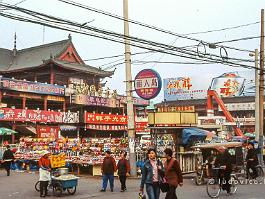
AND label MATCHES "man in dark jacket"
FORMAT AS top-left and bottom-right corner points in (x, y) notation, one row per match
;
(246, 142), (259, 179)
(2, 145), (14, 176)
(214, 146), (233, 193)
(117, 151), (130, 192)
(100, 151), (117, 192)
